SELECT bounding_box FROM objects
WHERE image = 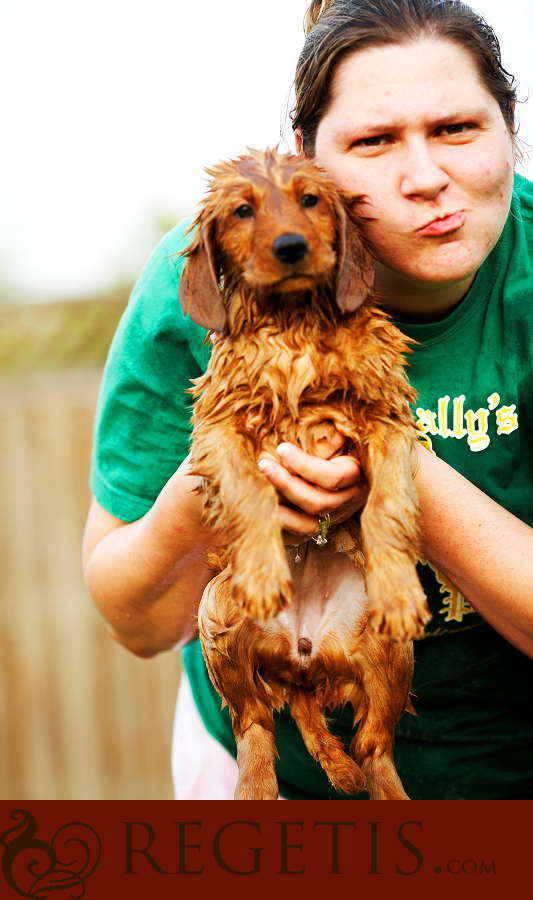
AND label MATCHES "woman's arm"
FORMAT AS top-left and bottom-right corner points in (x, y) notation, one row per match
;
(83, 458), (216, 658)
(412, 444), (533, 658)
